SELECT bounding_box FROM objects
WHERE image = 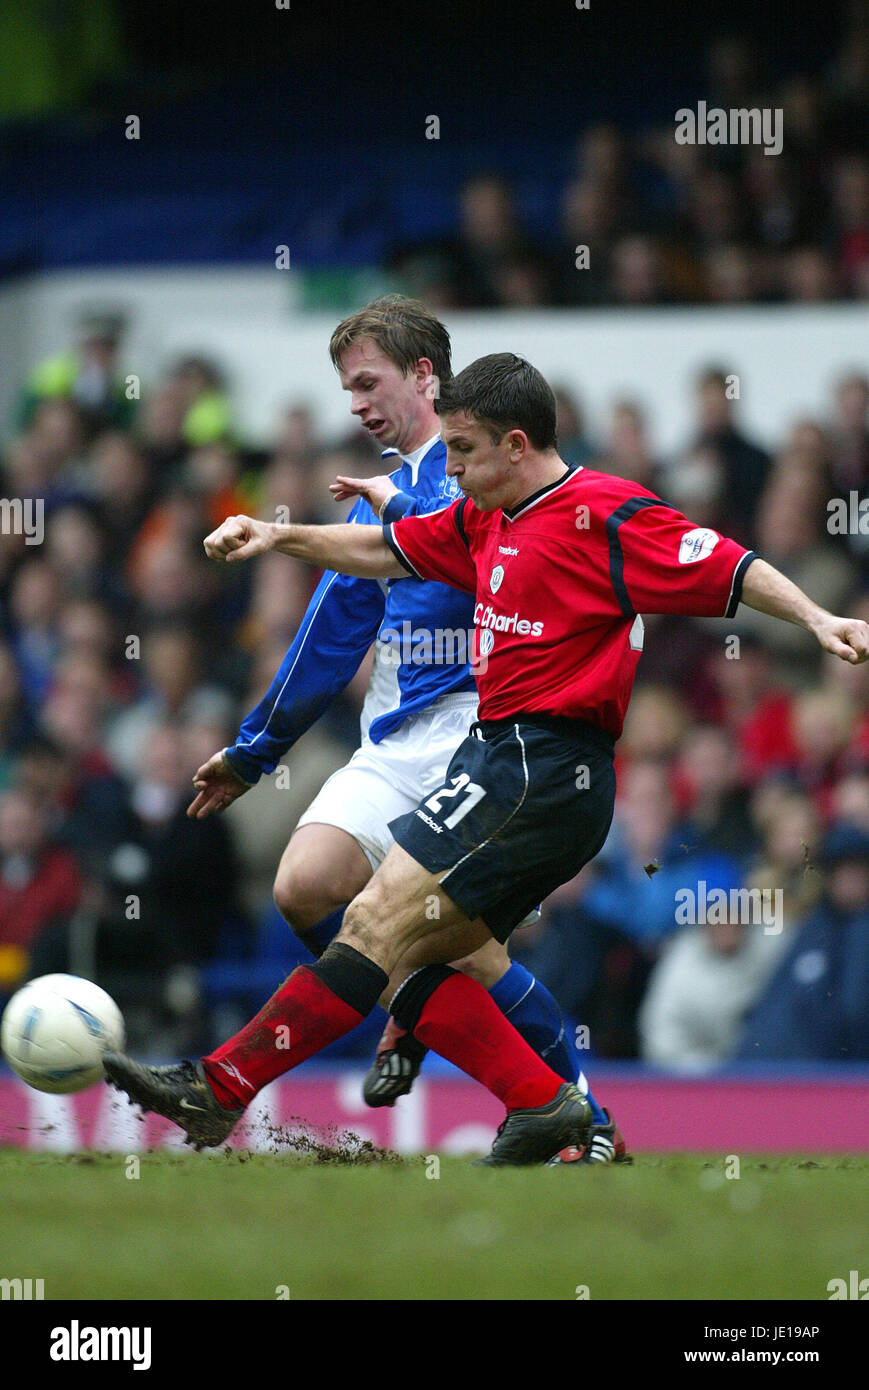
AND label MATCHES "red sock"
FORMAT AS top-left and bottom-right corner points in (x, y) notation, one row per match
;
(412, 973), (563, 1111)
(202, 966), (365, 1109)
